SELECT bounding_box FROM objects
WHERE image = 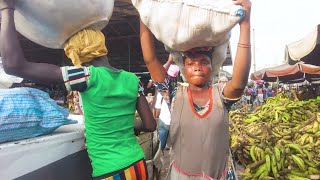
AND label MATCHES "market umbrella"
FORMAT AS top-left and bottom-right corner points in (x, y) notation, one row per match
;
(300, 63), (320, 83)
(285, 24), (320, 66)
(250, 64), (303, 83)
(251, 63), (320, 83)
